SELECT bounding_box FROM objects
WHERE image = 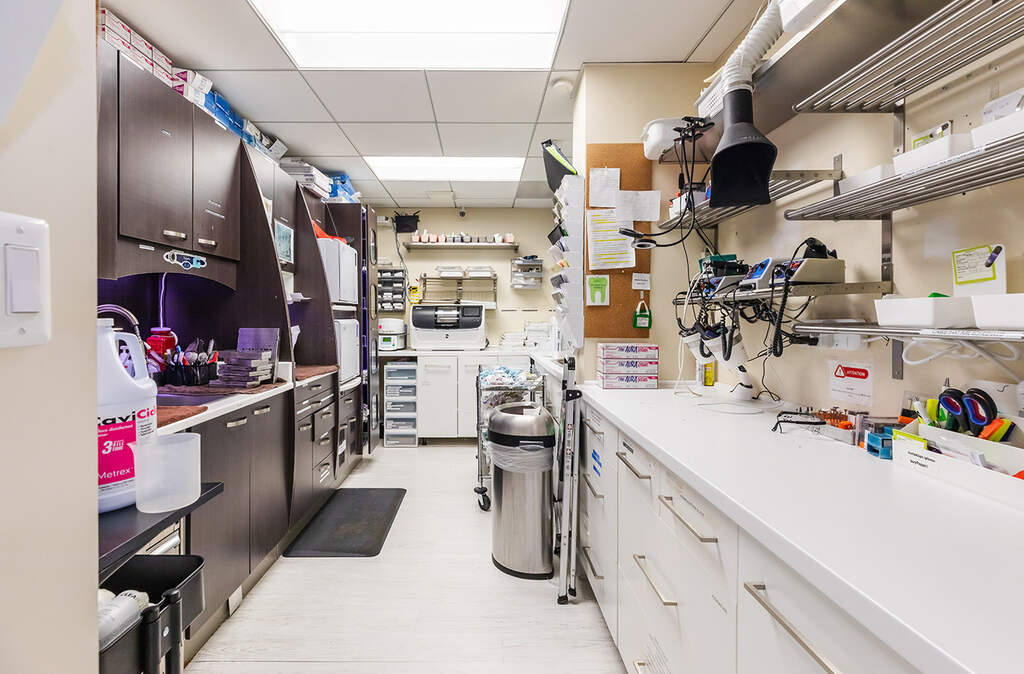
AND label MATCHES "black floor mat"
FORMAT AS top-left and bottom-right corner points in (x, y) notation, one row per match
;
(284, 488), (406, 557)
